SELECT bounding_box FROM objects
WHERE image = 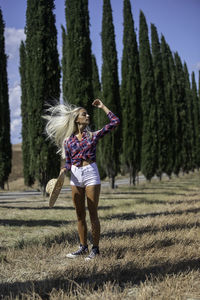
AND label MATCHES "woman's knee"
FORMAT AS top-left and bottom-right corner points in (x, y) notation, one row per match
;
(76, 210), (86, 222)
(88, 208), (99, 222)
